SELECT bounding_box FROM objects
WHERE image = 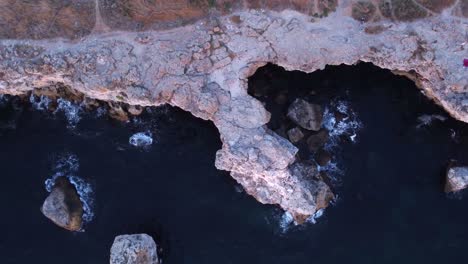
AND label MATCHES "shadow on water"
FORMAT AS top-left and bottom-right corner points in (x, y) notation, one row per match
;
(0, 62), (467, 264)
